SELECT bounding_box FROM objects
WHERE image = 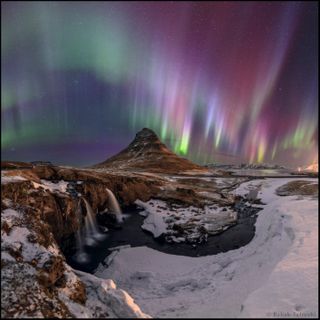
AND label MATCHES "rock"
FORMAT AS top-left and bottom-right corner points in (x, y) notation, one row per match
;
(67, 279), (87, 305)
(172, 223), (184, 234)
(276, 180), (318, 197)
(2, 220), (11, 235)
(38, 255), (65, 287)
(32, 165), (58, 180)
(1, 167), (161, 253)
(108, 245), (131, 251)
(1, 189), (150, 318)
